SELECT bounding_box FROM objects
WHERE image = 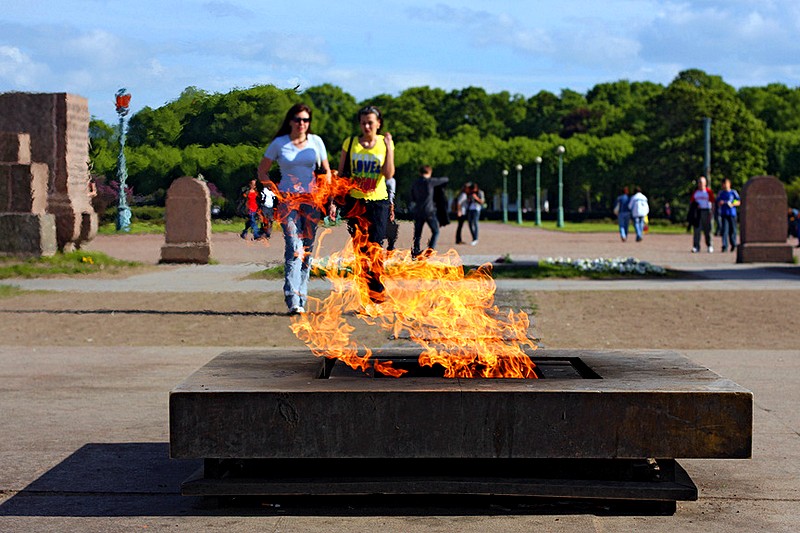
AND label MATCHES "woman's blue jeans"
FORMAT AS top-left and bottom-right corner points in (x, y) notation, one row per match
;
(279, 202), (320, 310)
(618, 212), (631, 240)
